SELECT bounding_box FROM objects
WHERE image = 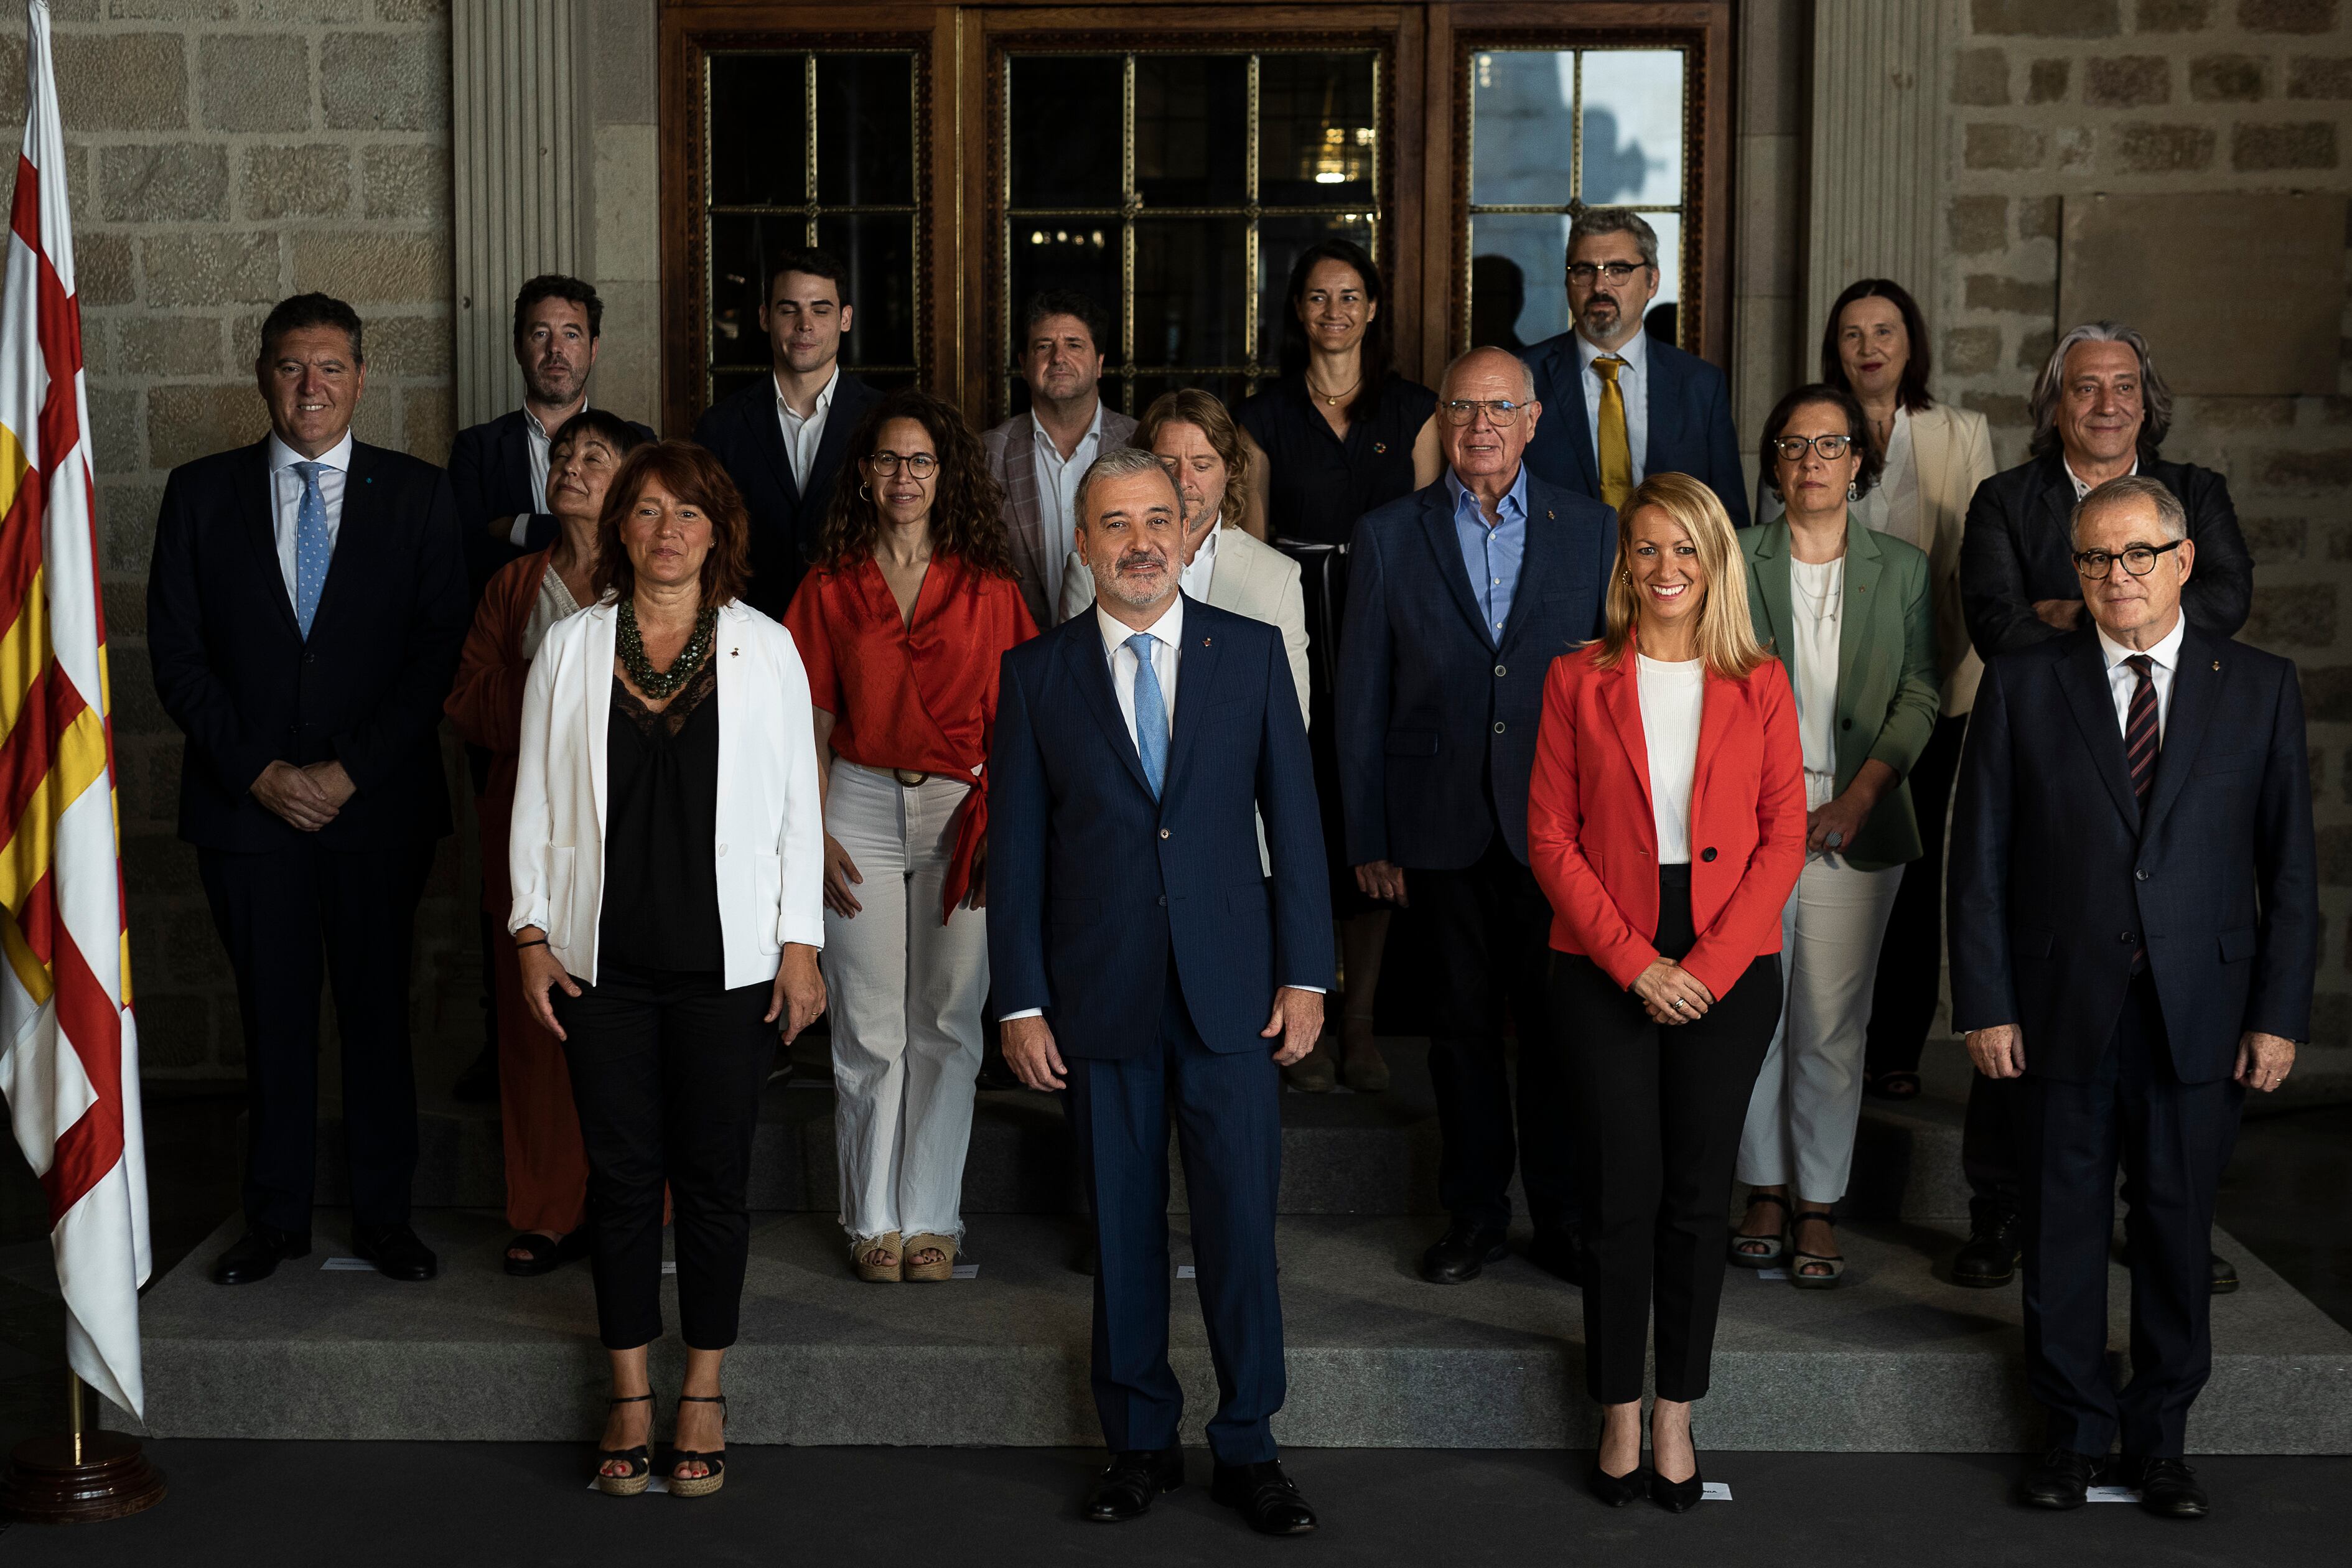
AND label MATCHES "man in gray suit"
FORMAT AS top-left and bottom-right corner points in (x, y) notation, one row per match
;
(982, 290), (1136, 629)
